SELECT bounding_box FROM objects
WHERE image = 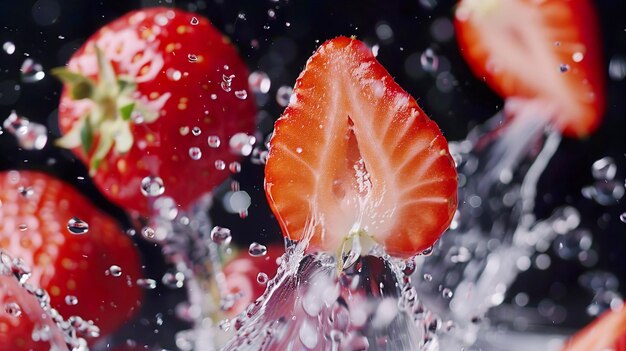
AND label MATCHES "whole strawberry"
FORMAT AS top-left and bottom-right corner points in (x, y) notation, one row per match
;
(55, 7), (256, 216)
(0, 170), (143, 340)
